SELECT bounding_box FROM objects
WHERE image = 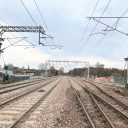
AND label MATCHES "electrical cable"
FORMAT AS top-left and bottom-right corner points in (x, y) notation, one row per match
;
(34, 0), (61, 48)
(81, 0), (112, 48)
(33, 0), (52, 36)
(0, 17), (35, 46)
(92, 18), (128, 36)
(44, 38), (50, 45)
(33, 0), (56, 47)
(2, 38), (25, 51)
(86, 8), (128, 55)
(80, 0), (100, 42)
(20, 0), (37, 26)
(33, 0), (63, 49)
